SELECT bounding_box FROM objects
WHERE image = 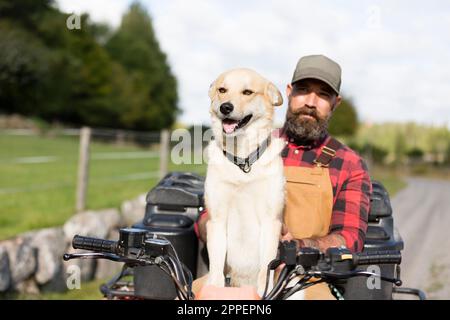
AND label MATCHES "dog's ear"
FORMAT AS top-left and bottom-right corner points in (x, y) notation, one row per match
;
(208, 81), (216, 100)
(265, 82), (283, 107)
